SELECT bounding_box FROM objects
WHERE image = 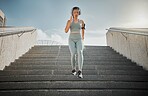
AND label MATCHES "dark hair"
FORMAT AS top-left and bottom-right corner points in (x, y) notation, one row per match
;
(71, 7), (81, 16)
